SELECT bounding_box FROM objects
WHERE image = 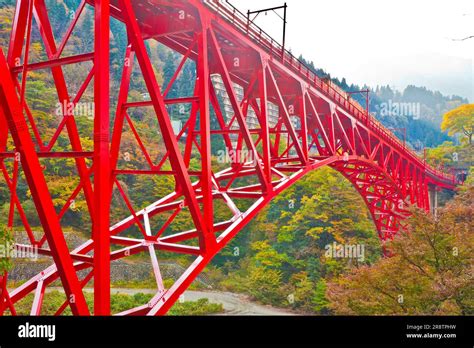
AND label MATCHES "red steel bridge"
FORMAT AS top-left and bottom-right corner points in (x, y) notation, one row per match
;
(0, 0), (459, 316)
